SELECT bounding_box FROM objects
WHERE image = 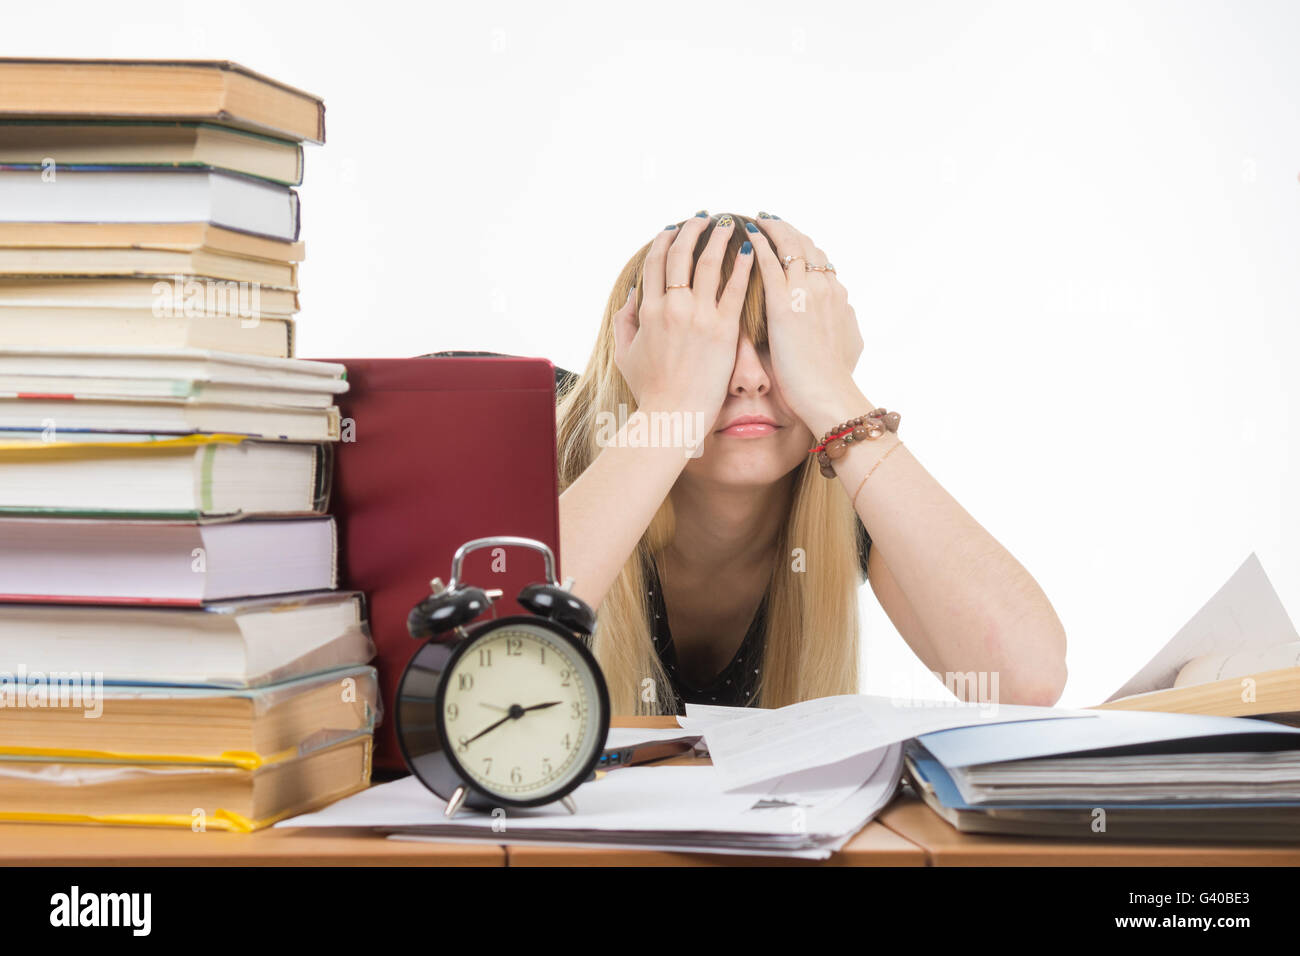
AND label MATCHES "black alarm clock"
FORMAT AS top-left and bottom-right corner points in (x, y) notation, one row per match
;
(395, 536), (610, 818)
